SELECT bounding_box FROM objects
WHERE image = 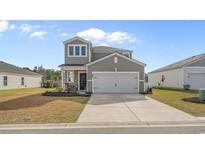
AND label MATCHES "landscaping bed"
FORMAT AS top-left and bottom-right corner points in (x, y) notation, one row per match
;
(42, 91), (91, 97)
(183, 97), (205, 104)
